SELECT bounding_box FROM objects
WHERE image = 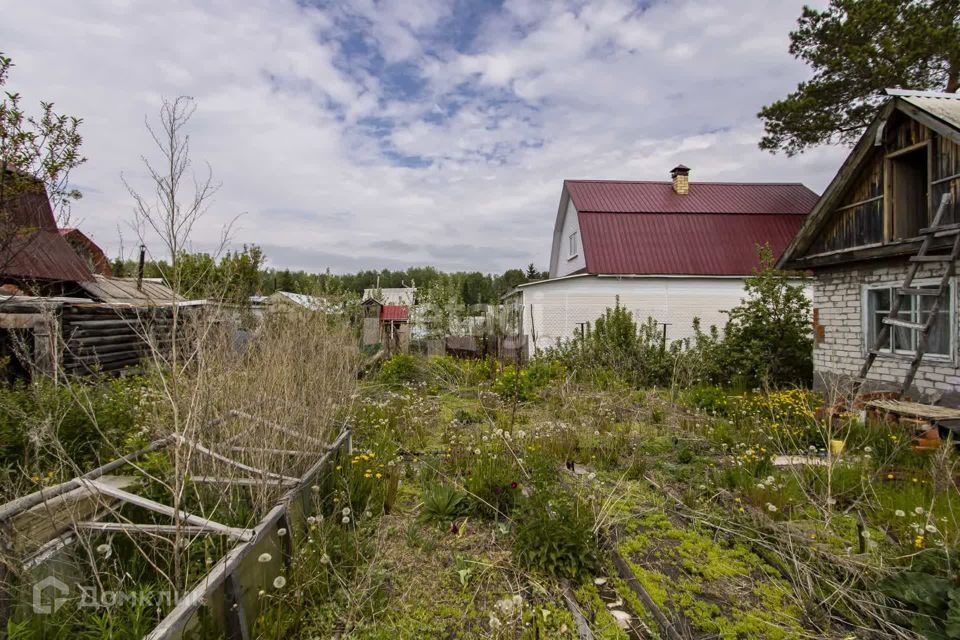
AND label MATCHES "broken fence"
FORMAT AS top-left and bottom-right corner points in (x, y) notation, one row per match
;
(0, 414), (353, 640)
